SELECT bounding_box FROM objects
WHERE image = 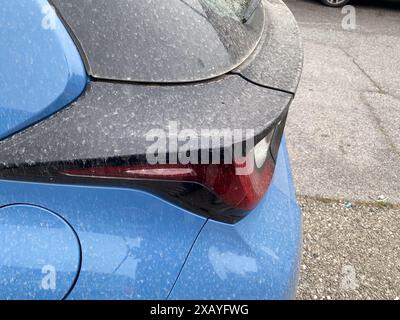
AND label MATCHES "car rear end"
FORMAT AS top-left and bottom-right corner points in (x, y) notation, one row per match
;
(0, 0), (302, 299)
